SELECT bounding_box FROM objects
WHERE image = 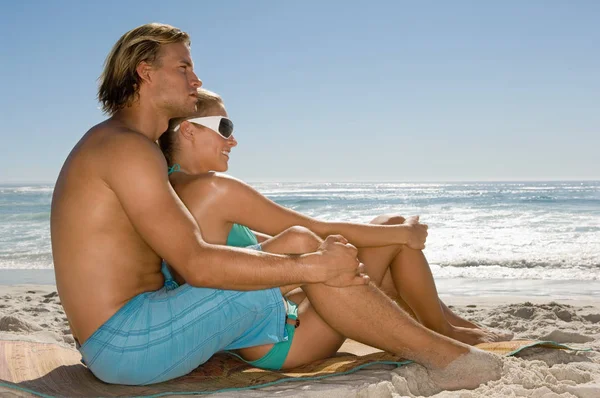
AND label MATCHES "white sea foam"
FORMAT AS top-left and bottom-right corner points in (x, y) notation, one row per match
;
(0, 185), (54, 194)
